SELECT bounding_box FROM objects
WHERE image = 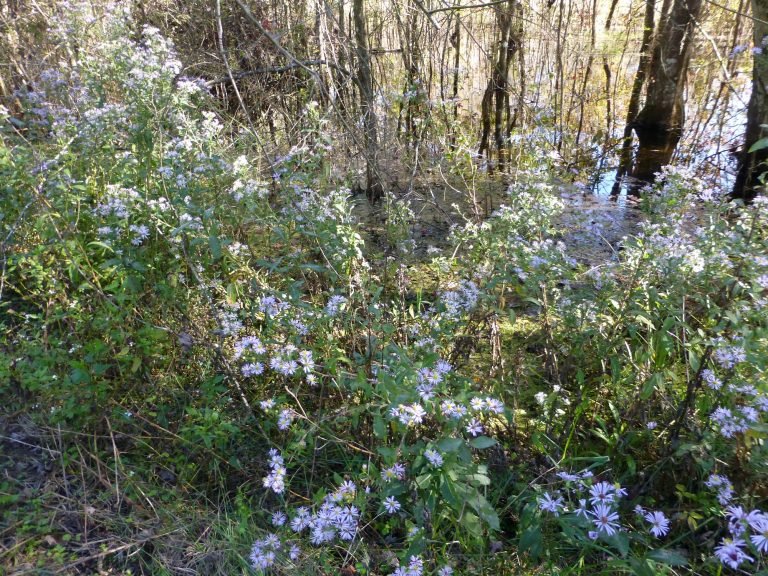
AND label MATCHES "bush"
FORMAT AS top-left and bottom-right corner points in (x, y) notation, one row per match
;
(1, 6), (766, 575)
